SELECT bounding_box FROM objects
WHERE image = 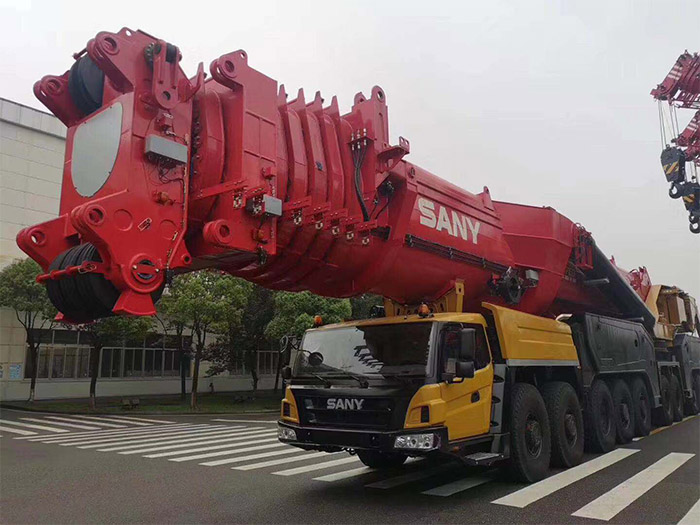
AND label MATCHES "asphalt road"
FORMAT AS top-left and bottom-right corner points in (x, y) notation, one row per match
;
(1, 408), (698, 524)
